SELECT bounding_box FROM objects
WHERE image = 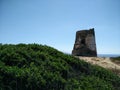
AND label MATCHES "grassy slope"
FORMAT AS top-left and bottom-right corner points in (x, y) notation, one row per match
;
(0, 44), (120, 90)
